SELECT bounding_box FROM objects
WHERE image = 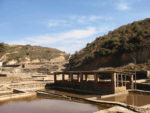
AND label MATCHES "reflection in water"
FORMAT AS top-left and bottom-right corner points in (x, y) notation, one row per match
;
(0, 93), (108, 113)
(101, 92), (150, 106)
